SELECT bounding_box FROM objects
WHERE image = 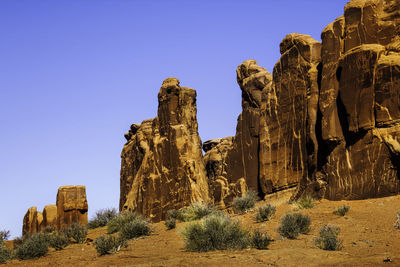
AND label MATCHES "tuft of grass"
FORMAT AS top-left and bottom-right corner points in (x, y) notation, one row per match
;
(233, 191), (258, 214)
(164, 218), (176, 230)
(314, 225), (342, 251)
(251, 229), (271, 250)
(296, 195), (314, 209)
(61, 223), (87, 244)
(107, 211), (137, 234)
(334, 205), (350, 216)
(120, 216), (151, 240)
(93, 235), (125, 256)
(14, 232), (49, 260)
(180, 202), (218, 221)
(277, 213), (311, 239)
(255, 204), (276, 222)
(180, 213), (250, 252)
(88, 208), (118, 229)
(48, 232), (69, 250)
(394, 211), (400, 229)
